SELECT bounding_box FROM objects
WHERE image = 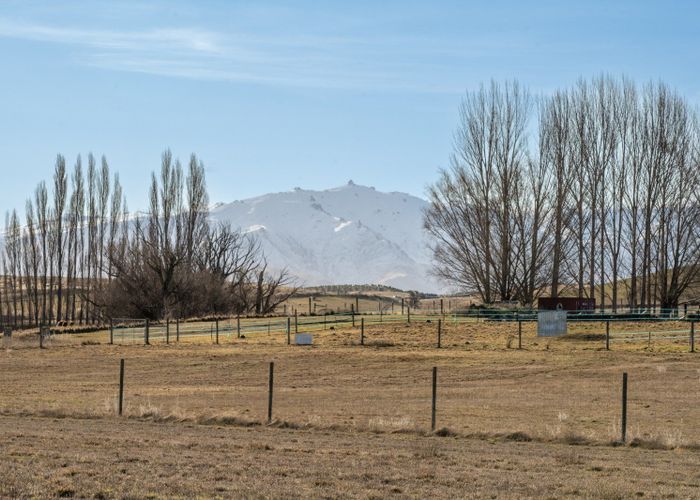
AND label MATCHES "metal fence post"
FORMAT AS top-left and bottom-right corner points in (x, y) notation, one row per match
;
(267, 362), (274, 423)
(360, 318), (365, 345)
(691, 321), (695, 353)
(294, 311), (298, 334)
(621, 372), (628, 443)
(110, 319), (114, 345)
(215, 319), (219, 344)
(431, 367), (437, 431)
(408, 306), (411, 324)
(118, 358), (125, 416)
(166, 319), (170, 344)
(237, 315), (241, 339)
(144, 319), (150, 345)
(605, 320), (610, 351)
(286, 317), (291, 345)
(437, 319), (442, 348)
(176, 318), (180, 342)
